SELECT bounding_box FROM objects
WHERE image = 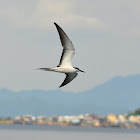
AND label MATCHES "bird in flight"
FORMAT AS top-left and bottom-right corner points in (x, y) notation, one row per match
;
(39, 22), (85, 88)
